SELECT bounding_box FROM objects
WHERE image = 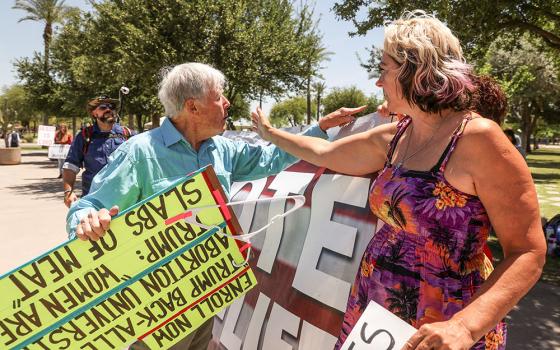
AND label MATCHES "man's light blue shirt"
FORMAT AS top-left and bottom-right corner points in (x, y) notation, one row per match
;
(66, 118), (327, 238)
